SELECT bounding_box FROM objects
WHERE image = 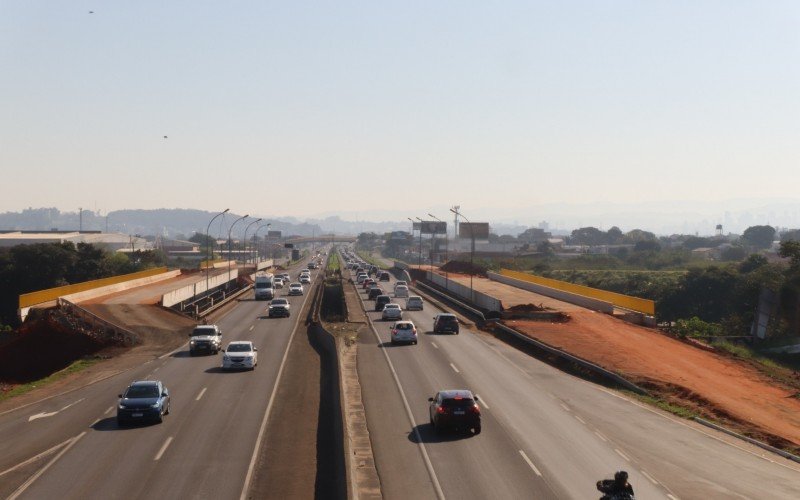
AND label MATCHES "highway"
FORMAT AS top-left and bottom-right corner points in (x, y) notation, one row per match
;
(349, 251), (800, 499)
(0, 258), (321, 499)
